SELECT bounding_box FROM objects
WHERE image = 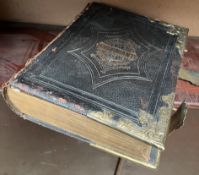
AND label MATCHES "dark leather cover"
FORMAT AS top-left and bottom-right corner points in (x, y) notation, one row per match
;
(9, 3), (188, 149)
